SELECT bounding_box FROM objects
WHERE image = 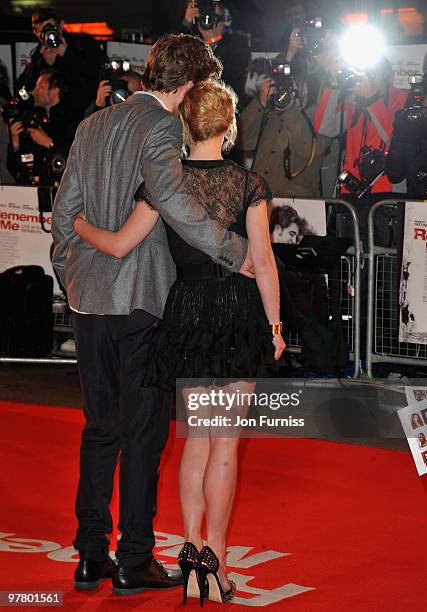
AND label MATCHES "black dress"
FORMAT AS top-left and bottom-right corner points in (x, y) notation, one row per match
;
(140, 159), (276, 389)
